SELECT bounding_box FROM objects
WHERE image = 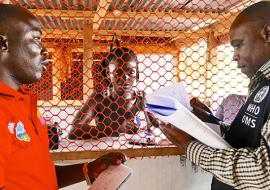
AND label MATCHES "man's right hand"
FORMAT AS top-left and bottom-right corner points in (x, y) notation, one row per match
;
(190, 97), (220, 124)
(190, 97), (212, 113)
